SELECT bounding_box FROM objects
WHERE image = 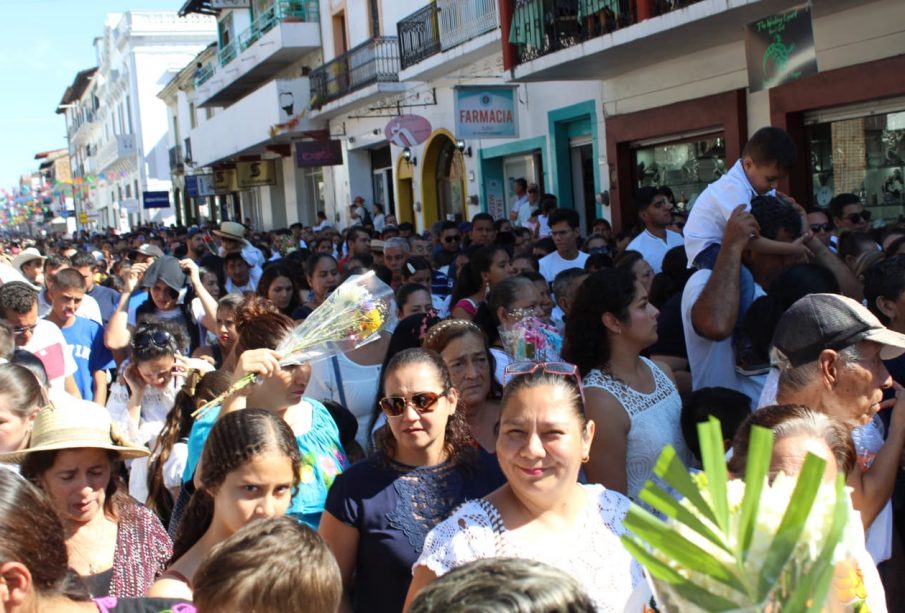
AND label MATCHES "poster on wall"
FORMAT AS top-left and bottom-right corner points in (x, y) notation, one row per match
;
(744, 4), (818, 92)
(485, 178), (505, 220)
(237, 161), (276, 188)
(455, 86), (519, 139)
